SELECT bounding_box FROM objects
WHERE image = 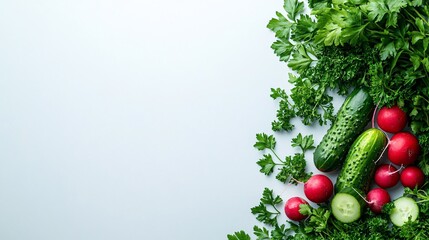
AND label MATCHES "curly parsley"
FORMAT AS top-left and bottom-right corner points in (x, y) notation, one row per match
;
(229, 0), (429, 238)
